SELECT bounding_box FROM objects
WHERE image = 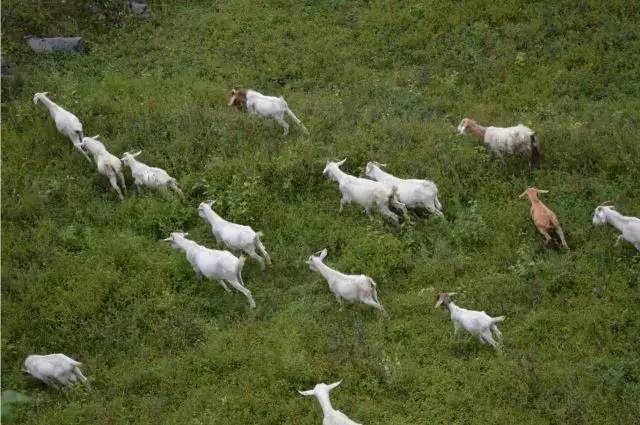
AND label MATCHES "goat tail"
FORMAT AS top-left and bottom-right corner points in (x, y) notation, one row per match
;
(368, 278), (380, 304)
(491, 316), (506, 324)
(530, 134), (540, 168)
(434, 193), (443, 212)
(285, 107), (309, 134)
(254, 231), (271, 265)
(236, 254), (247, 286)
